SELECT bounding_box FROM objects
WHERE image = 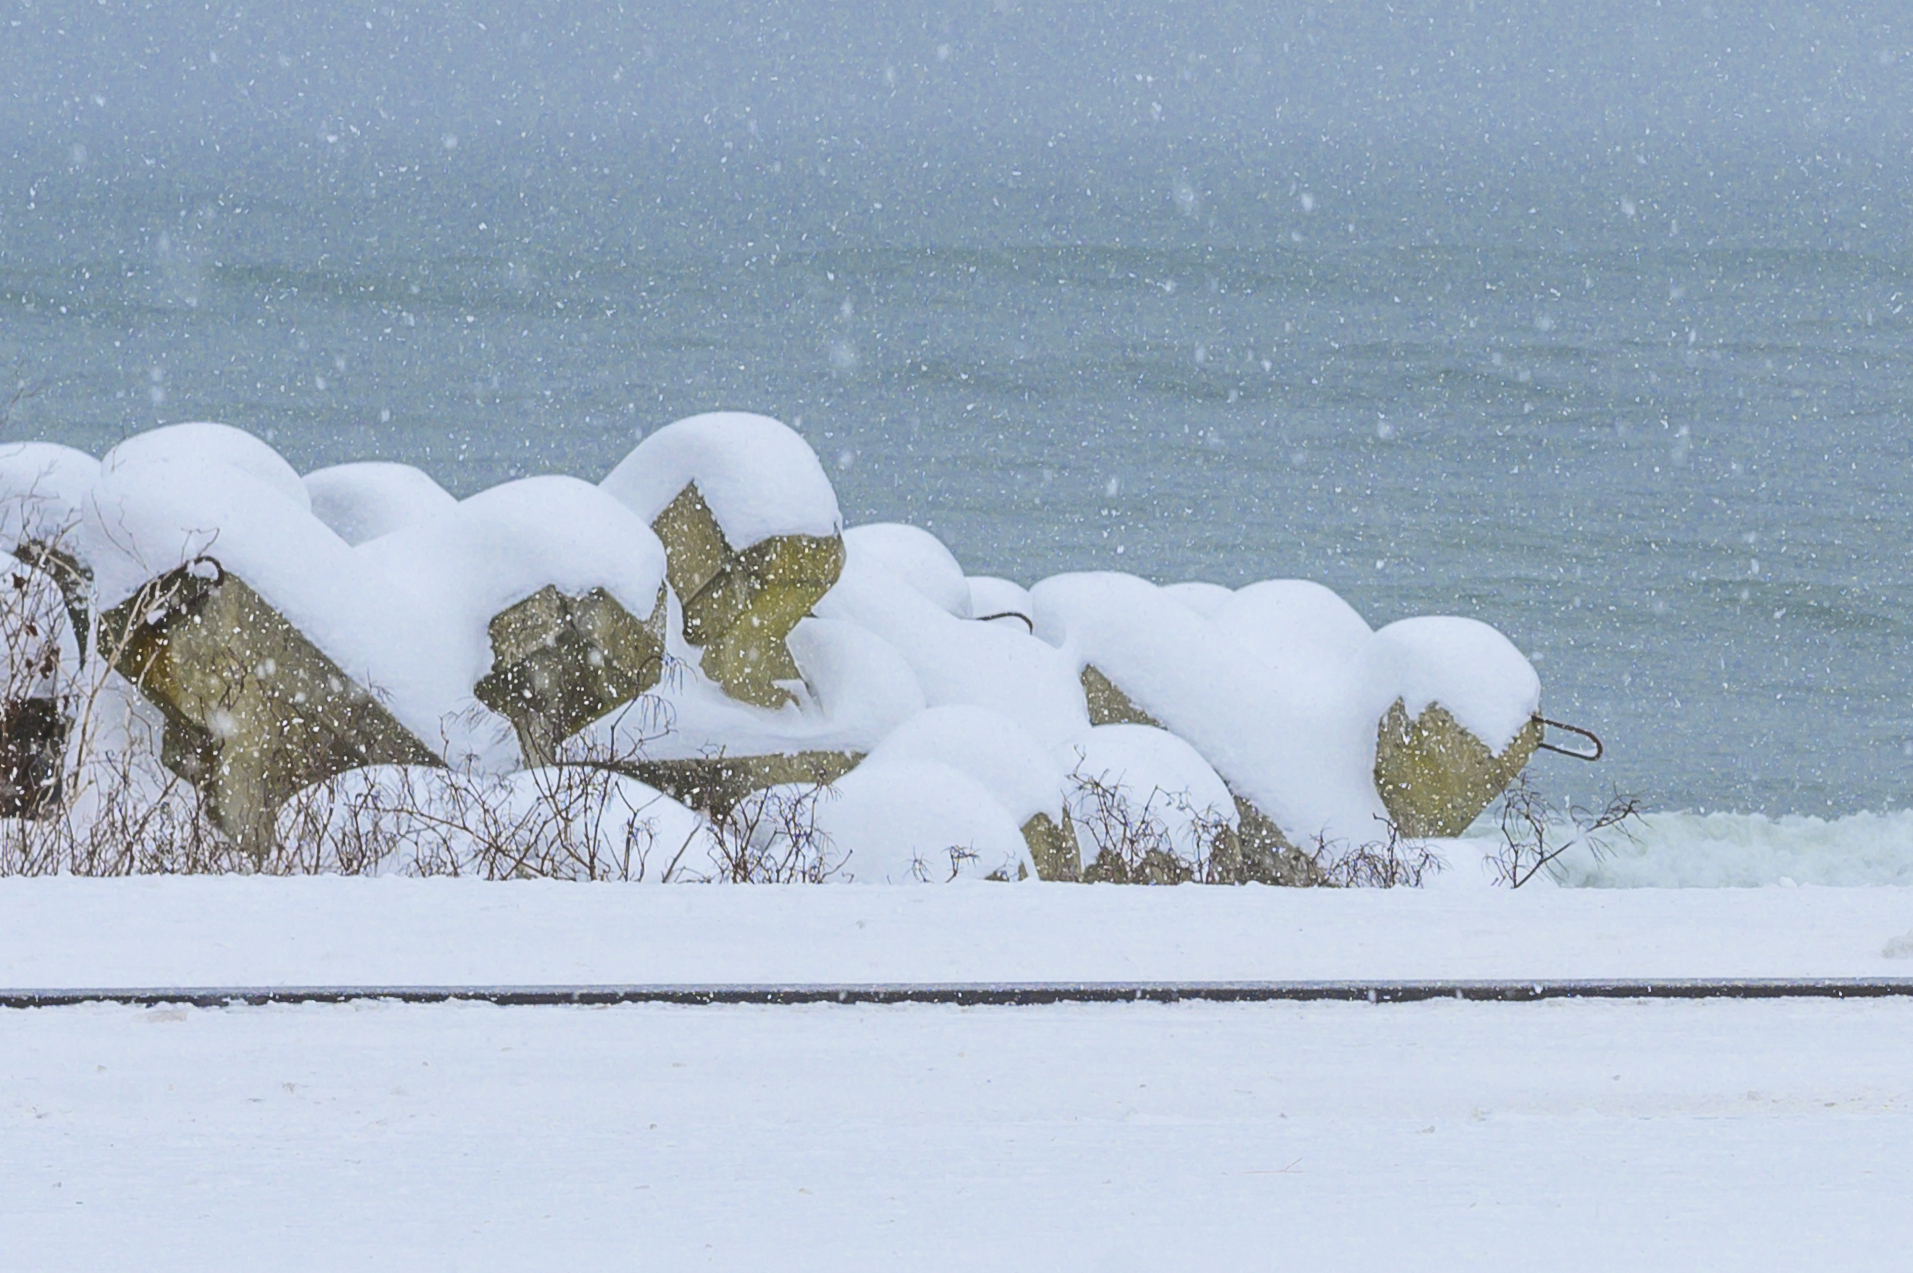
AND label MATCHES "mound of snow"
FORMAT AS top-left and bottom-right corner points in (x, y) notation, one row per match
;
(867, 705), (1065, 826)
(625, 613), (925, 761)
(0, 442), (100, 544)
(1352, 616), (1540, 754)
(281, 765), (715, 880)
(600, 412), (841, 547)
(81, 429), (669, 767)
(102, 422), (311, 512)
(1062, 723), (1239, 865)
(818, 550), (1088, 750)
(1214, 579), (1371, 679)
(842, 523), (972, 618)
(812, 759), (1033, 884)
(305, 462), (457, 546)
